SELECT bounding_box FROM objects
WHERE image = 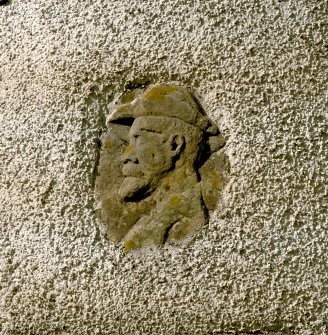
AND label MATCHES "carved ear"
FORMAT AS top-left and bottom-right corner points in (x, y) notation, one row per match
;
(169, 134), (185, 157)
